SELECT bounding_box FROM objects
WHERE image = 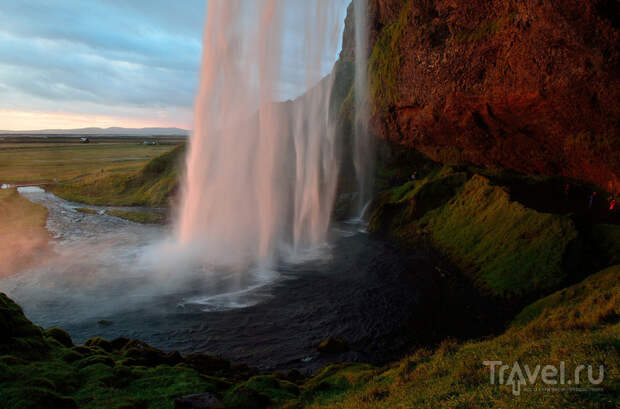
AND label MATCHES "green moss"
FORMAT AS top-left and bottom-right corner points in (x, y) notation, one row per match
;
(369, 166), (468, 241)
(368, 0), (412, 113)
(223, 375), (299, 408)
(422, 175), (578, 297)
(301, 363), (378, 406)
(0, 292), (221, 409)
(45, 328), (73, 348)
(0, 293), (48, 358)
(370, 169), (581, 298)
